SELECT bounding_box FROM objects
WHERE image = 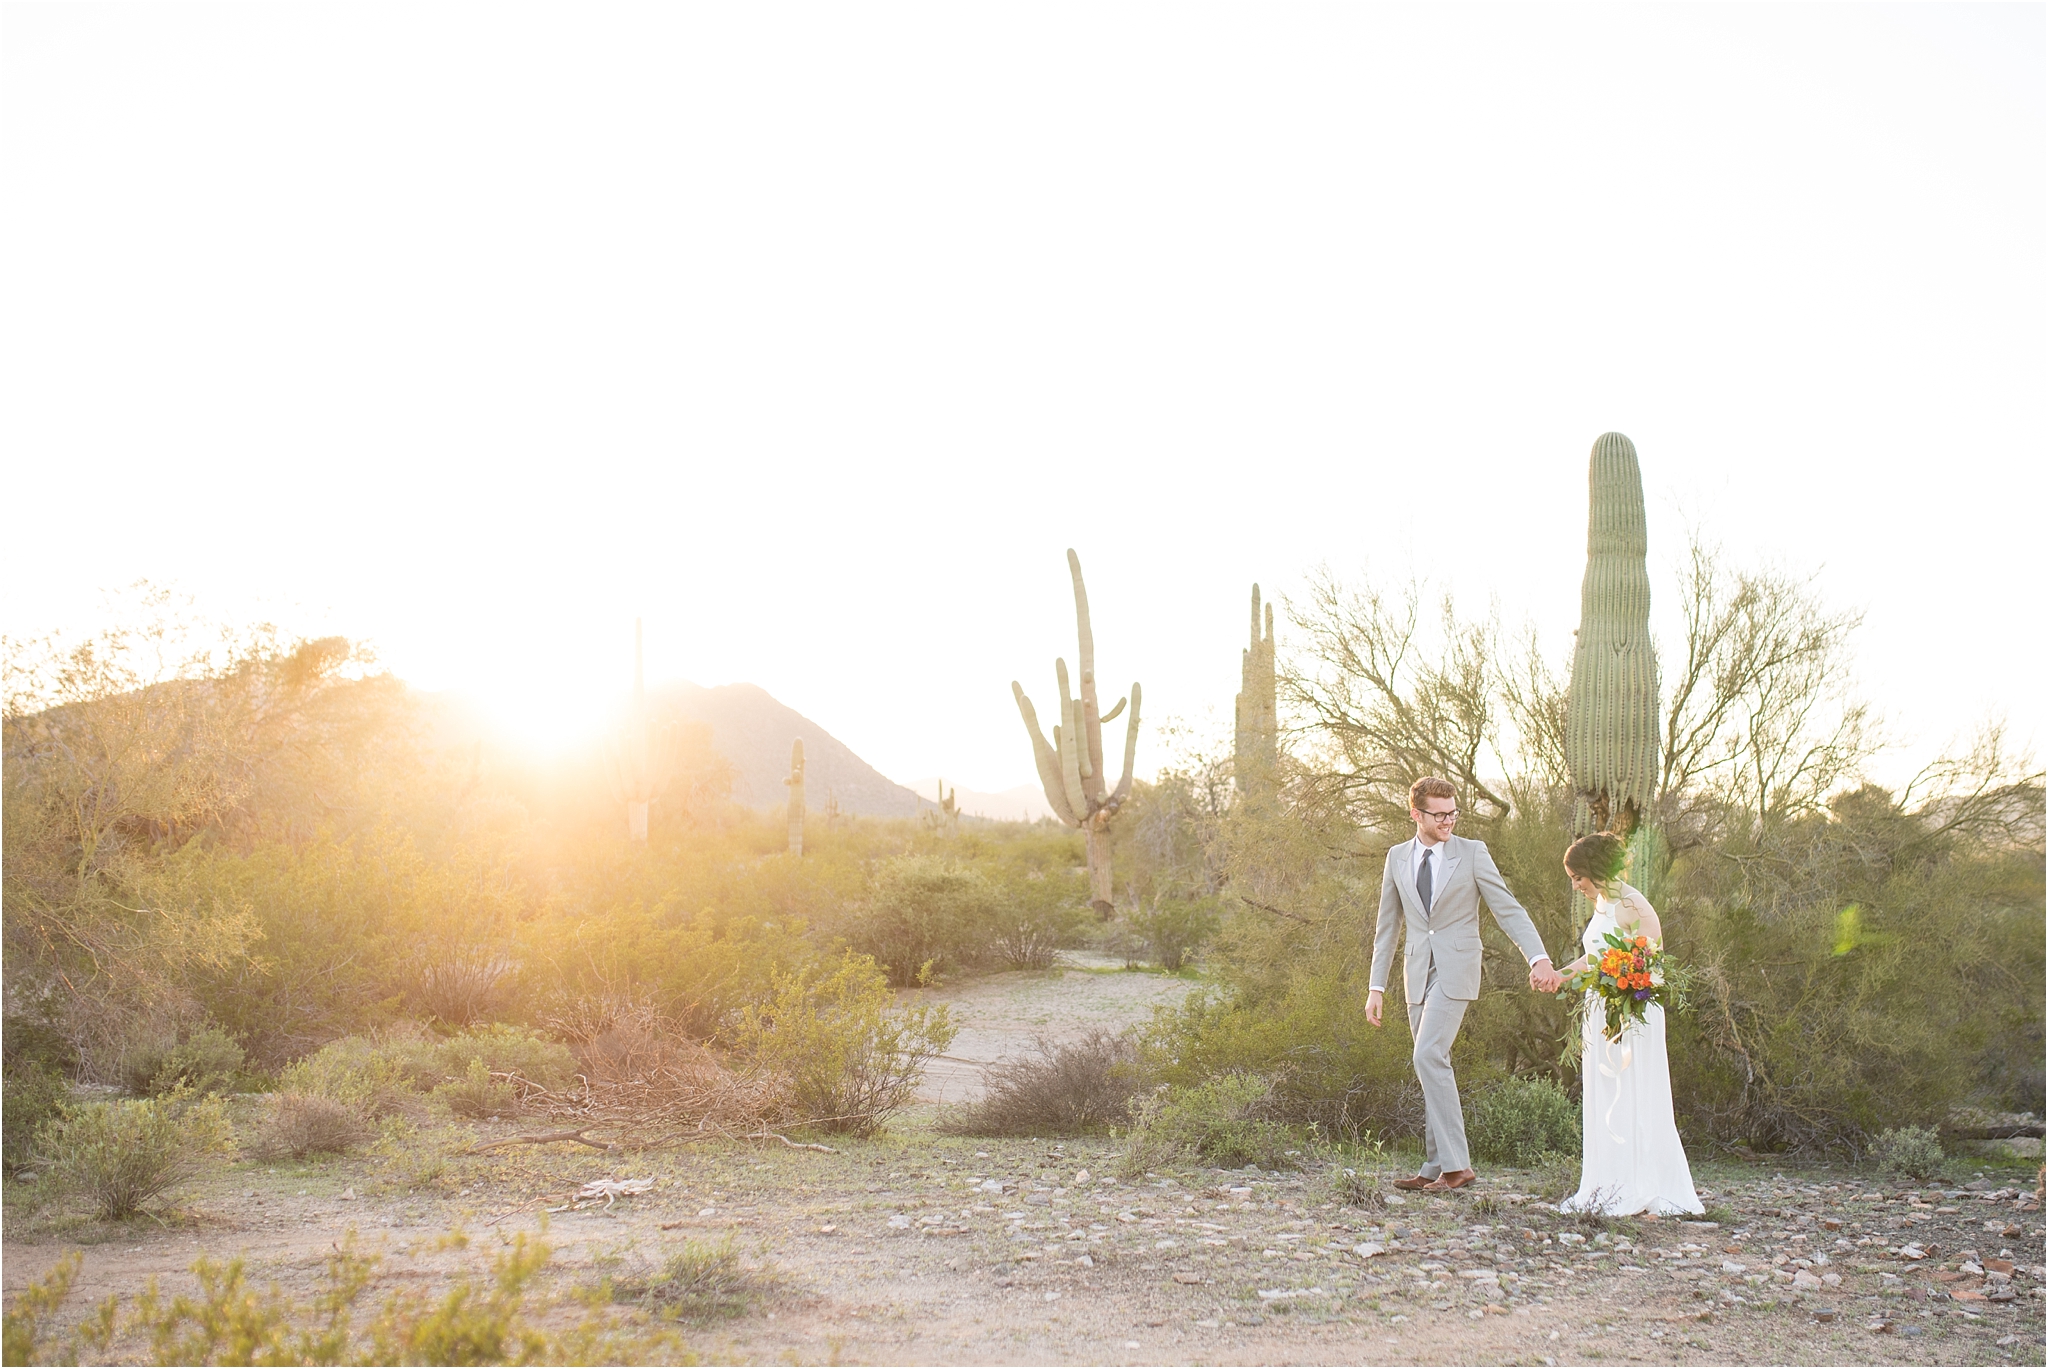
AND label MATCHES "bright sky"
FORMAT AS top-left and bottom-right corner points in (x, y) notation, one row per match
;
(4, 3), (2041, 796)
